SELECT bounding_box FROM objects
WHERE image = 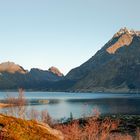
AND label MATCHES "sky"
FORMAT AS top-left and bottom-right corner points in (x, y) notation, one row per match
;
(0, 0), (140, 74)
